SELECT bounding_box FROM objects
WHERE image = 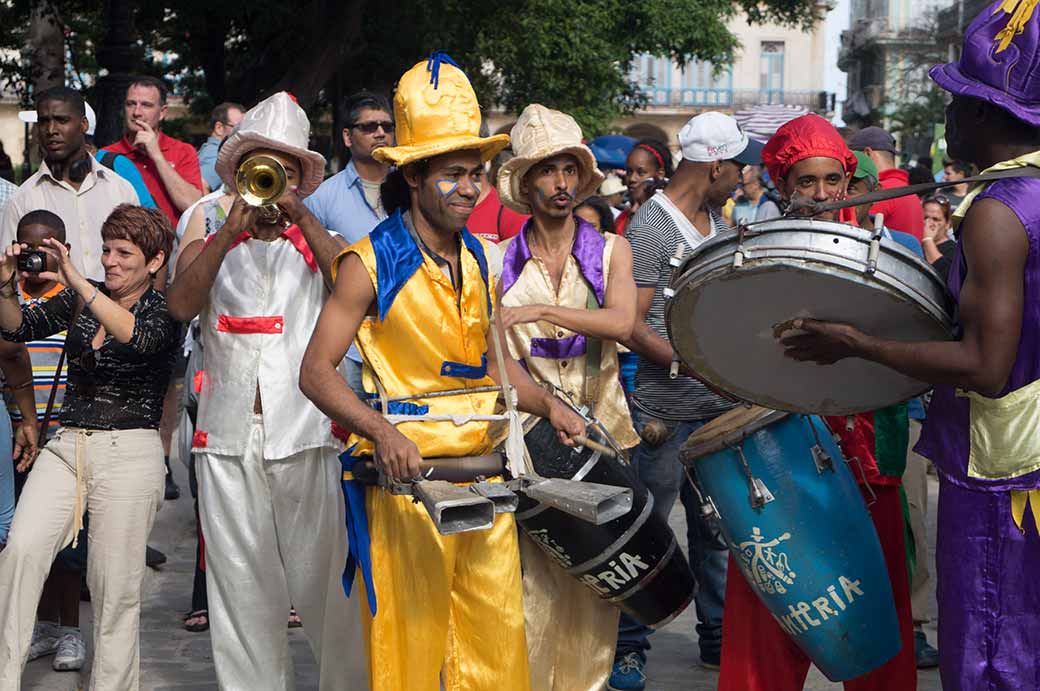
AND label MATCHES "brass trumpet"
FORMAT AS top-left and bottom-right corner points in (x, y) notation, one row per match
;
(236, 153), (288, 224)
